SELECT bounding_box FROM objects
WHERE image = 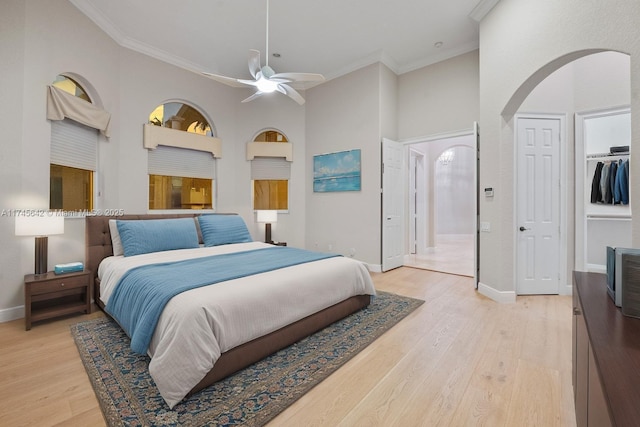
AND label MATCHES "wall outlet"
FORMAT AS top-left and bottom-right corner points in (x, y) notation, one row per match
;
(480, 222), (491, 232)
(349, 248), (356, 257)
(328, 244), (333, 251)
